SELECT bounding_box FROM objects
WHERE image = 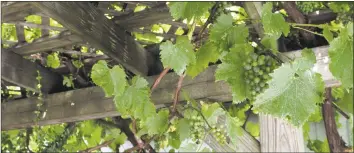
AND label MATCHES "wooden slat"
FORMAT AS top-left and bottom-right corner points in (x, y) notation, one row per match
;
(114, 3), (171, 30)
(259, 115), (305, 152)
(2, 2), (40, 22)
(7, 21), (67, 31)
(15, 25), (25, 43)
(11, 30), (82, 55)
(32, 2), (154, 76)
(41, 16), (50, 36)
(1, 50), (62, 93)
